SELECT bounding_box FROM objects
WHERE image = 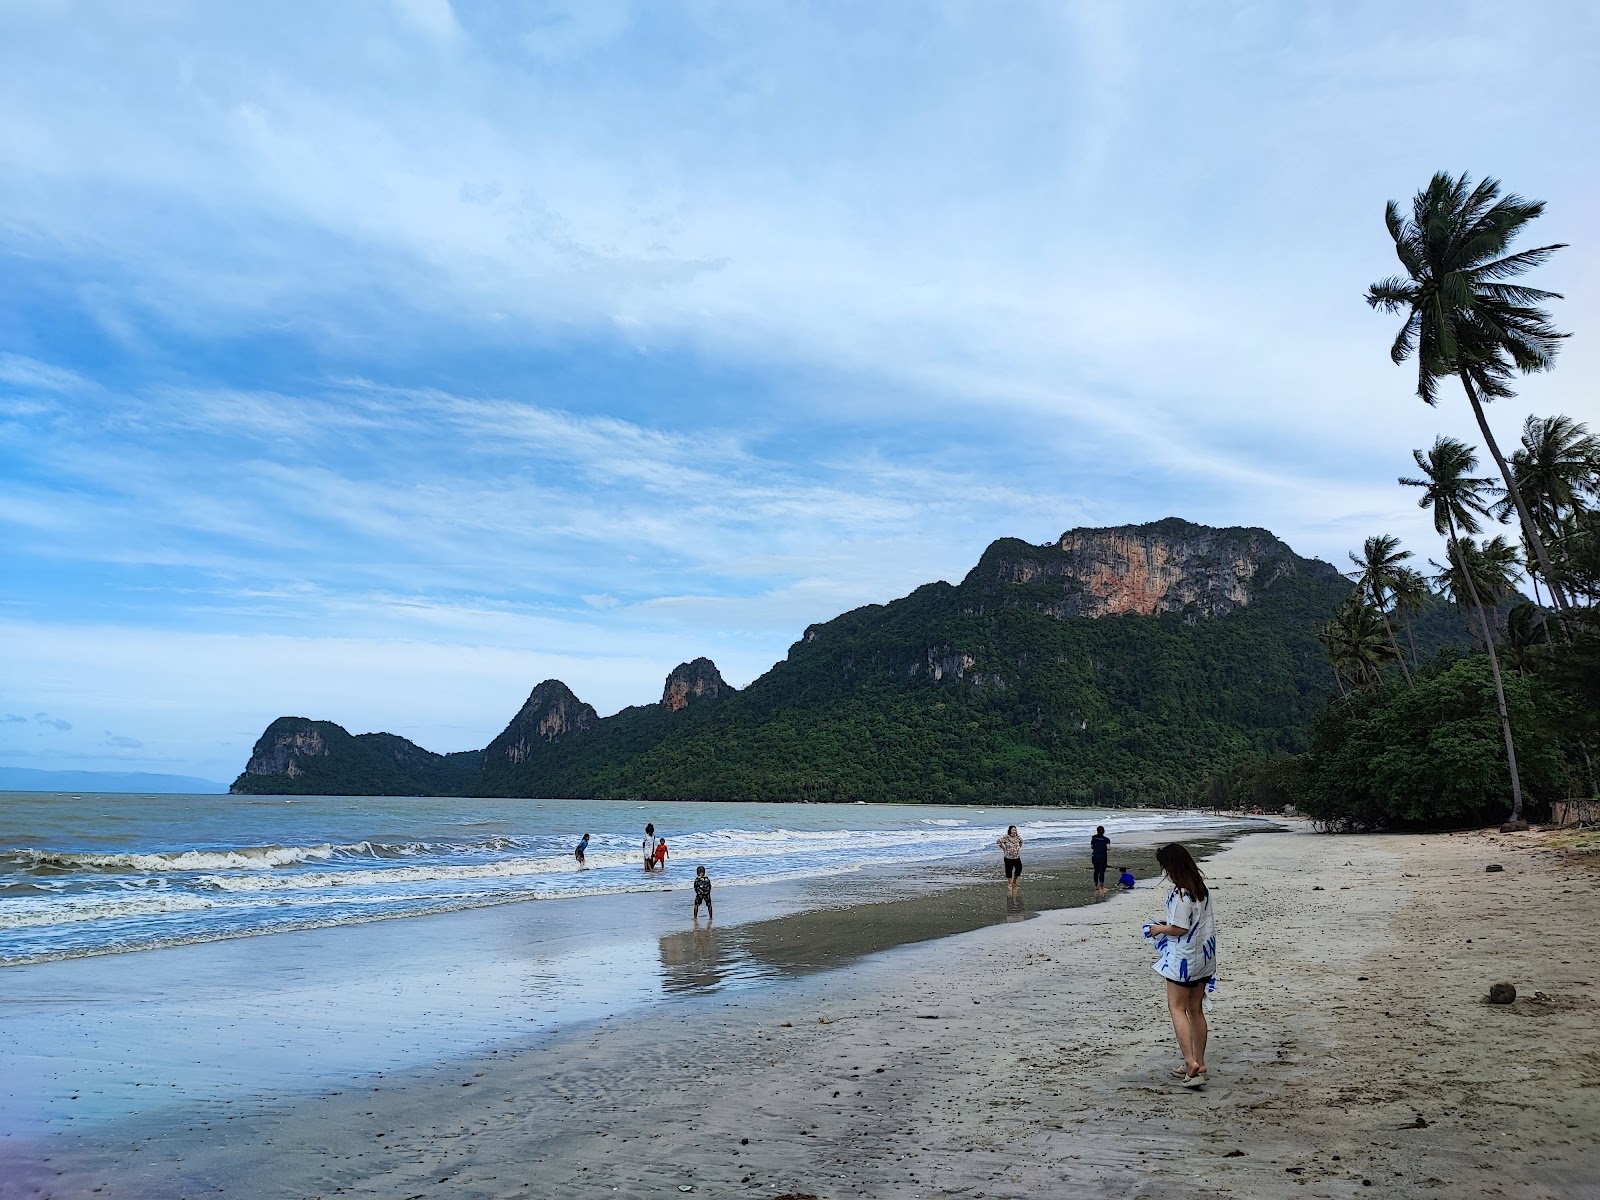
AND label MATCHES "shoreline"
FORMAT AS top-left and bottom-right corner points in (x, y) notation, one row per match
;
(0, 823), (1243, 1141)
(5, 823), (1597, 1198)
